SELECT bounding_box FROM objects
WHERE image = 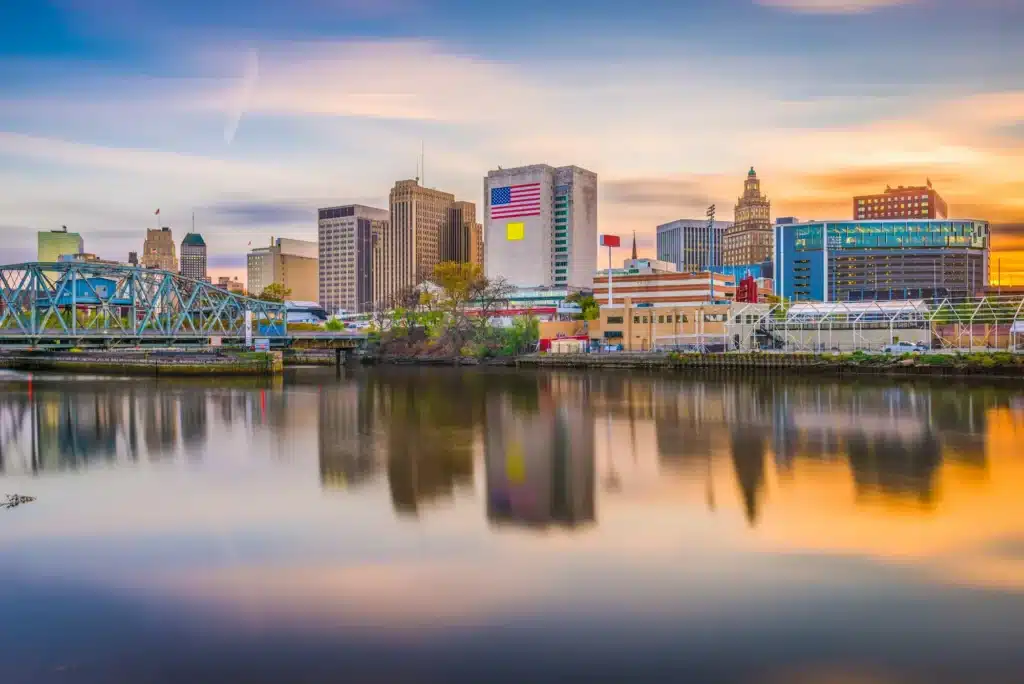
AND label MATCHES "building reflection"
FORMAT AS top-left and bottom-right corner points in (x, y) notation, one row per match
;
(318, 381), (380, 490)
(381, 371), (478, 517)
(0, 371), (1019, 536)
(484, 375), (596, 531)
(0, 383), (270, 474)
(644, 377), (997, 524)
